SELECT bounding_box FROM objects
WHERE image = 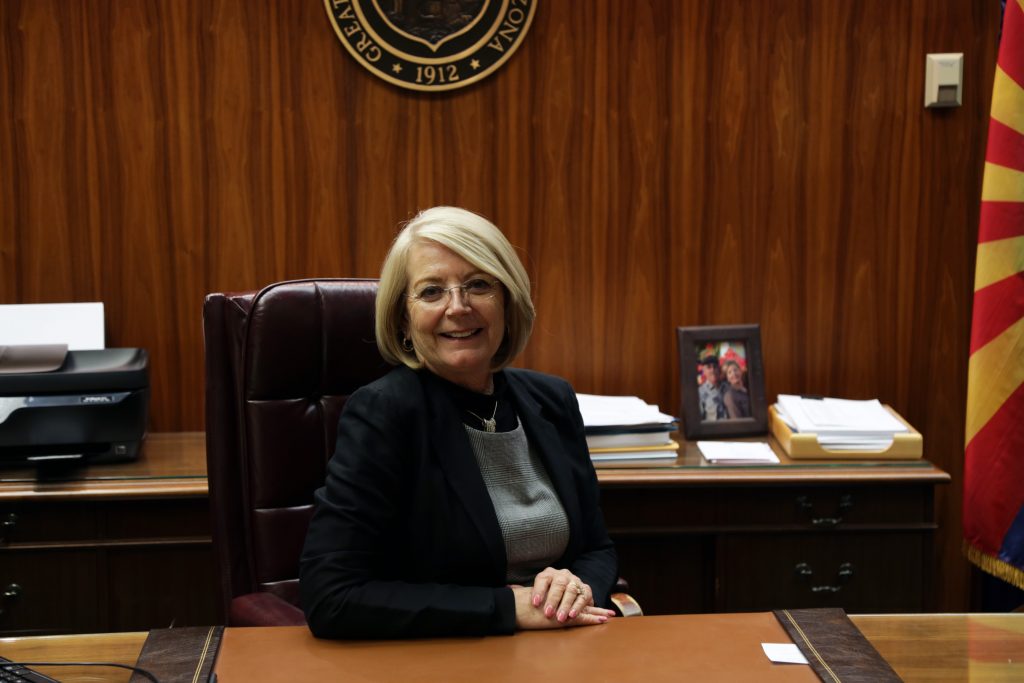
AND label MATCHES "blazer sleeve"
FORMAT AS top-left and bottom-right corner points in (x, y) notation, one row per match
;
(558, 384), (619, 607)
(299, 382), (516, 639)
